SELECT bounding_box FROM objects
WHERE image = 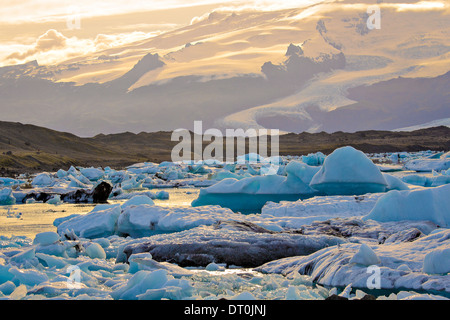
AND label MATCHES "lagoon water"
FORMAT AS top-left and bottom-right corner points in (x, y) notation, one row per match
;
(0, 188), (200, 238)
